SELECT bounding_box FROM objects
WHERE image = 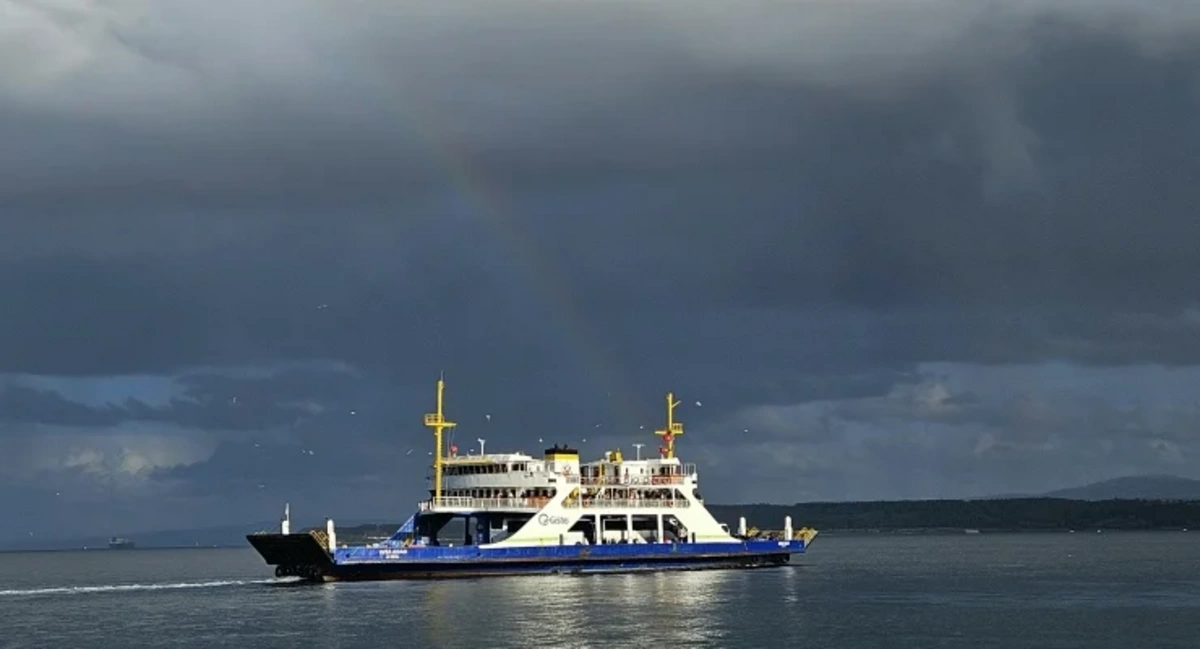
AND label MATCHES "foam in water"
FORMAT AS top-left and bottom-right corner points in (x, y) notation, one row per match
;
(0, 577), (296, 597)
